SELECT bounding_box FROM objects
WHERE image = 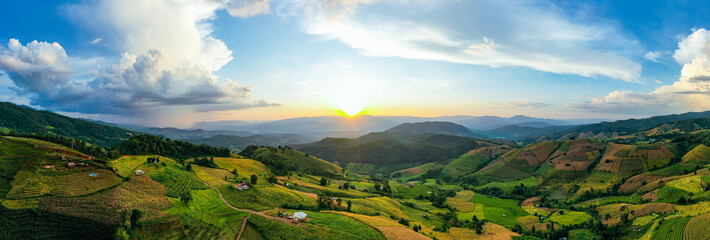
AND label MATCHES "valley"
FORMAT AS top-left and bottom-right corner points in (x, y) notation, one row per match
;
(3, 104), (710, 239)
